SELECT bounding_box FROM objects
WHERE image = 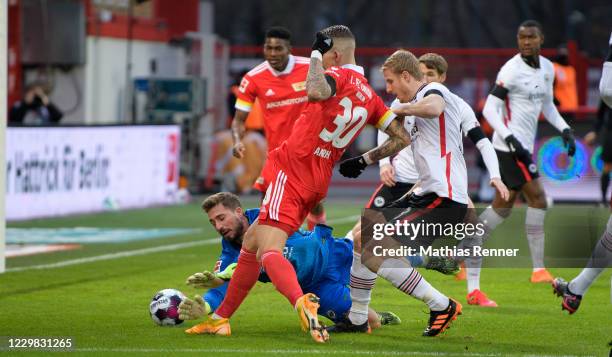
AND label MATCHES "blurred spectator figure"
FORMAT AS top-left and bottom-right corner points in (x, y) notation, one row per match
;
(211, 130), (267, 193)
(552, 46), (578, 110)
(584, 100), (612, 204)
(9, 81), (63, 125)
